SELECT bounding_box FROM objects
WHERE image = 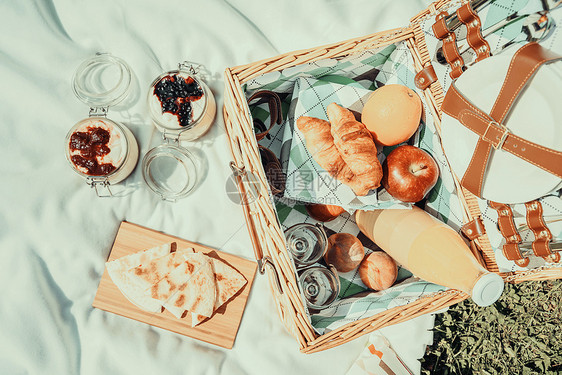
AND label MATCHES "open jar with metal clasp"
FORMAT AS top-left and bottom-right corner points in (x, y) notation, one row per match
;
(141, 62), (216, 201)
(65, 53), (139, 197)
(284, 223), (341, 310)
